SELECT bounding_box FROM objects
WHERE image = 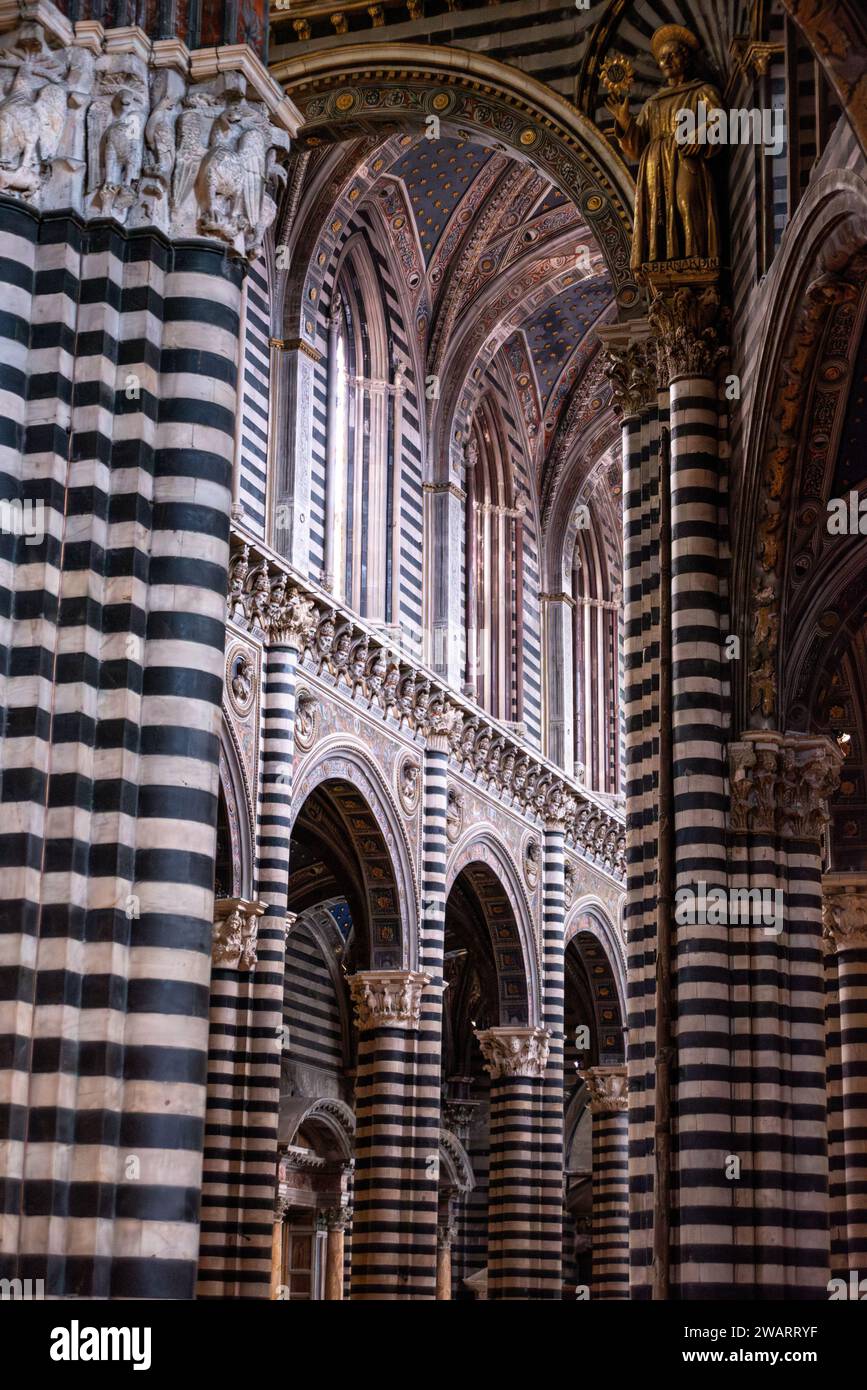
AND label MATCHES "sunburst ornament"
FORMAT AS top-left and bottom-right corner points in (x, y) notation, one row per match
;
(599, 53), (635, 99)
